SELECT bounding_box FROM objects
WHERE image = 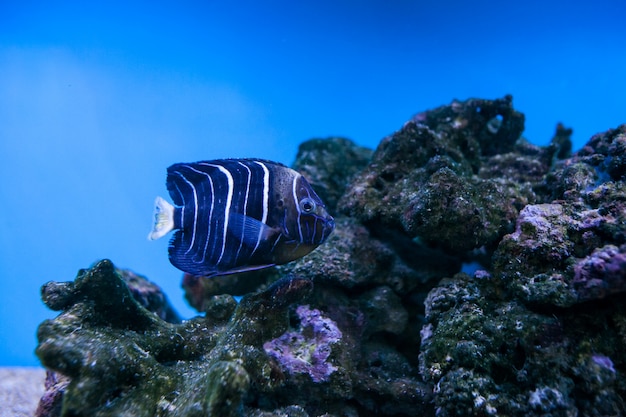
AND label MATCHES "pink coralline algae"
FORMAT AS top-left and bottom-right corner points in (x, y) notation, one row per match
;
(592, 354), (616, 373)
(573, 244), (626, 302)
(263, 305), (342, 383)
